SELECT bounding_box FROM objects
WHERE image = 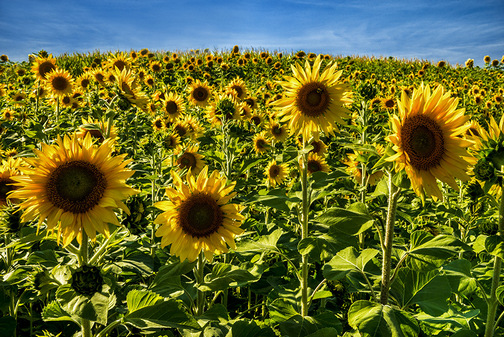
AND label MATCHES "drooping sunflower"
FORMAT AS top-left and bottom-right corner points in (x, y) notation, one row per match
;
(44, 68), (74, 97)
(386, 84), (474, 199)
(9, 133), (138, 246)
(31, 55), (57, 81)
(154, 166), (244, 262)
(162, 92), (185, 122)
(274, 55), (352, 140)
(175, 144), (205, 175)
(265, 160), (290, 187)
(187, 79), (212, 107)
